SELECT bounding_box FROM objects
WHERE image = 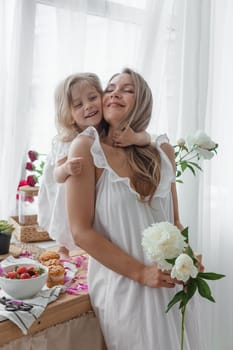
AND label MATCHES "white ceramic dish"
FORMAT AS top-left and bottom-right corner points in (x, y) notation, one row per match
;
(0, 263), (48, 299)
